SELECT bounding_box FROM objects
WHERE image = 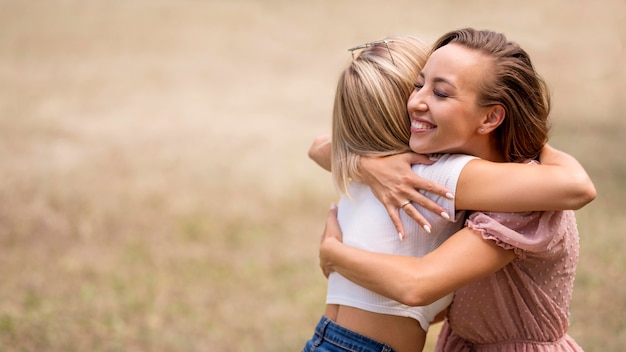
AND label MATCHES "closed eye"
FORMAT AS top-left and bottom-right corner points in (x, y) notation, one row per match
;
(433, 89), (449, 98)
